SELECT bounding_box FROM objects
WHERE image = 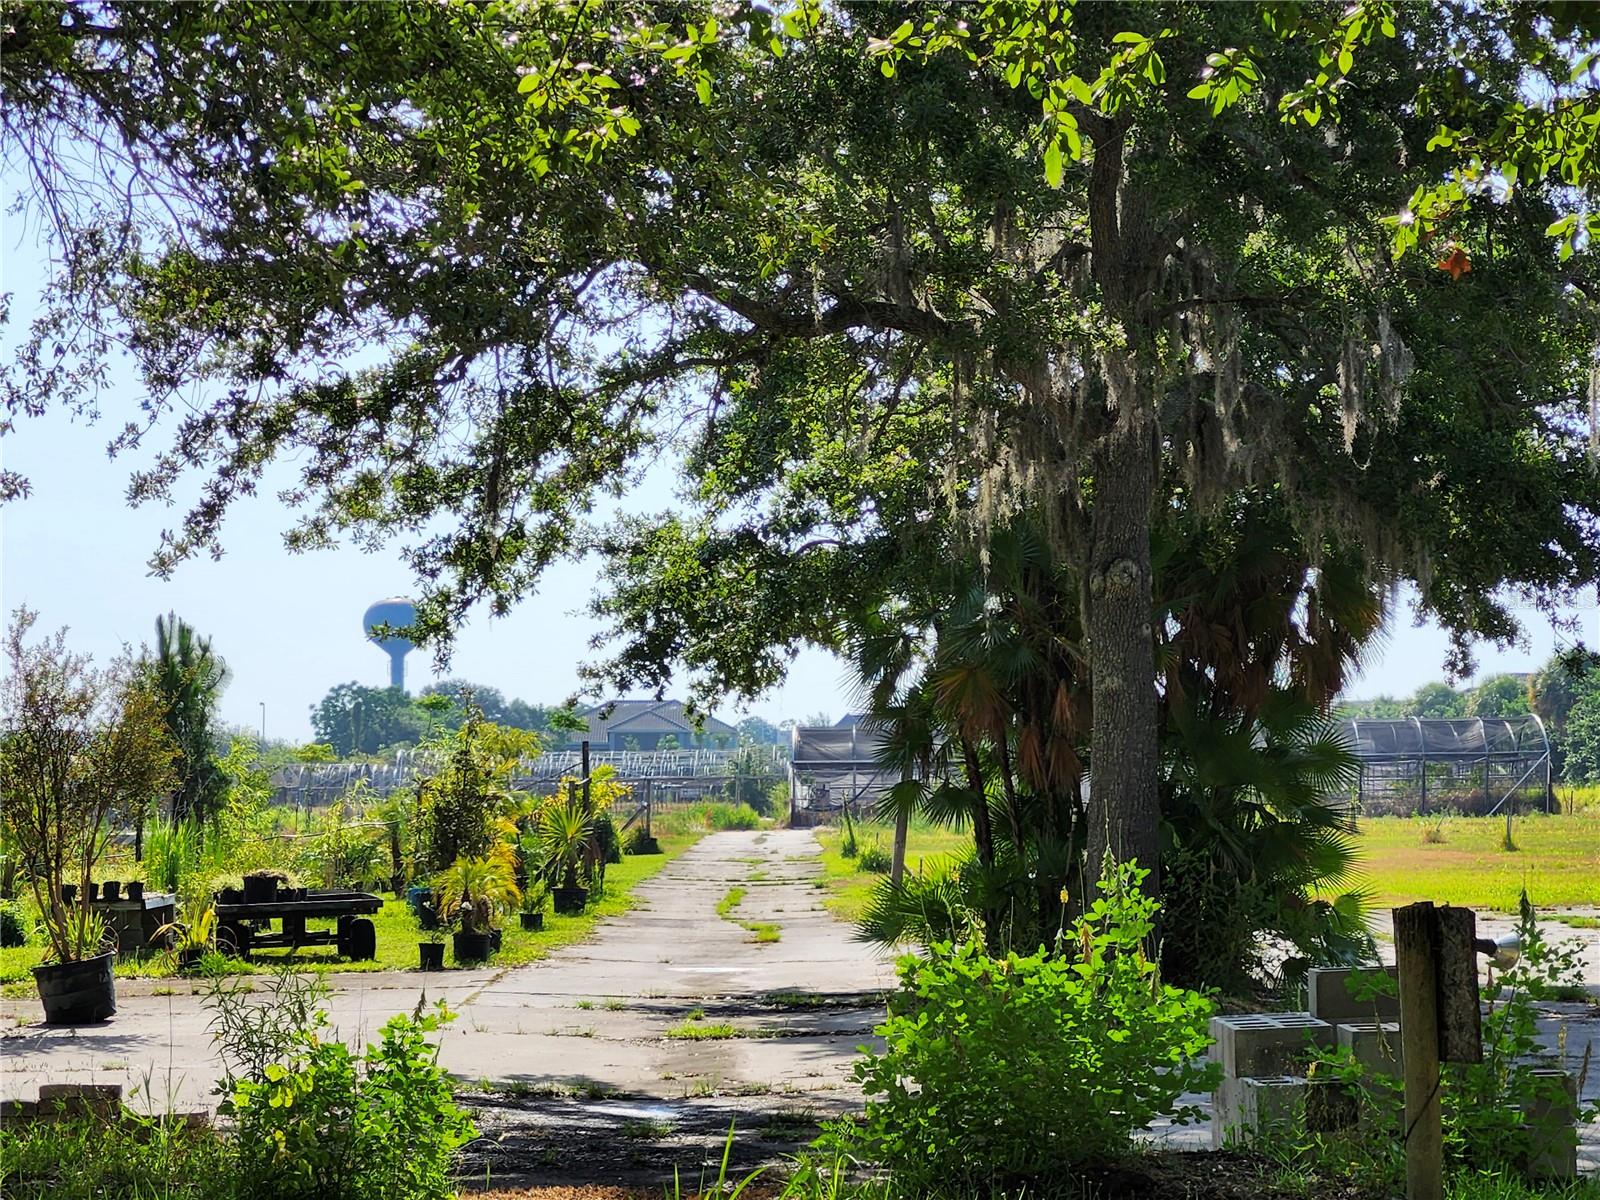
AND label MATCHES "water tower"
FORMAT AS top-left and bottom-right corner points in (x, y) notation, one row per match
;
(363, 598), (417, 691)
